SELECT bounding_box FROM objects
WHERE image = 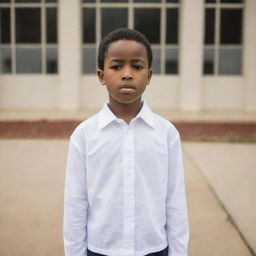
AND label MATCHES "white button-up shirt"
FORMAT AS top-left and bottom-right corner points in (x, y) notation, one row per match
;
(63, 101), (189, 256)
